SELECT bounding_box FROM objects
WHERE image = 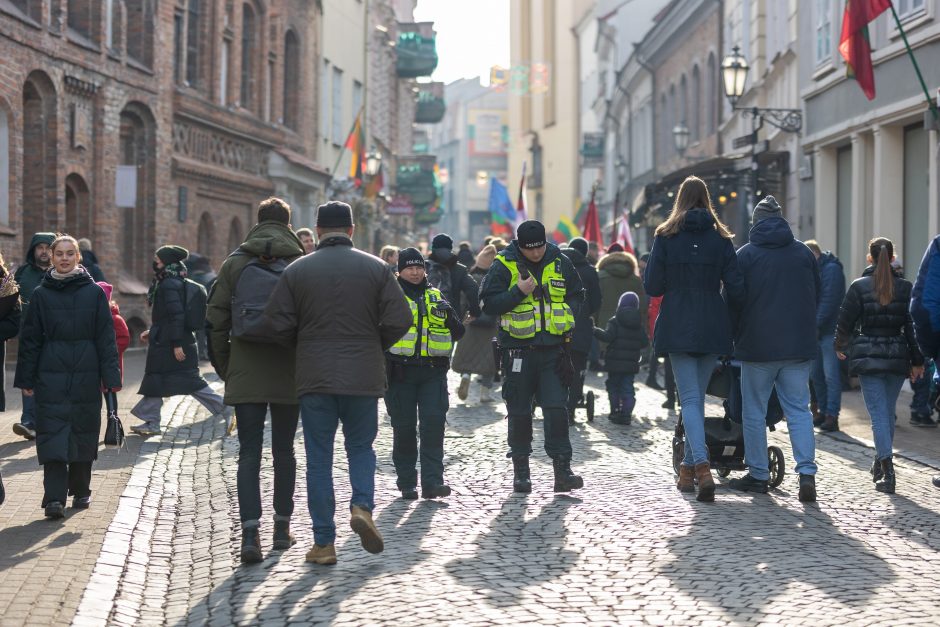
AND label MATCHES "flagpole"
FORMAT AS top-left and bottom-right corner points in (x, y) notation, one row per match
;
(887, 2), (939, 120)
(329, 104), (367, 181)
